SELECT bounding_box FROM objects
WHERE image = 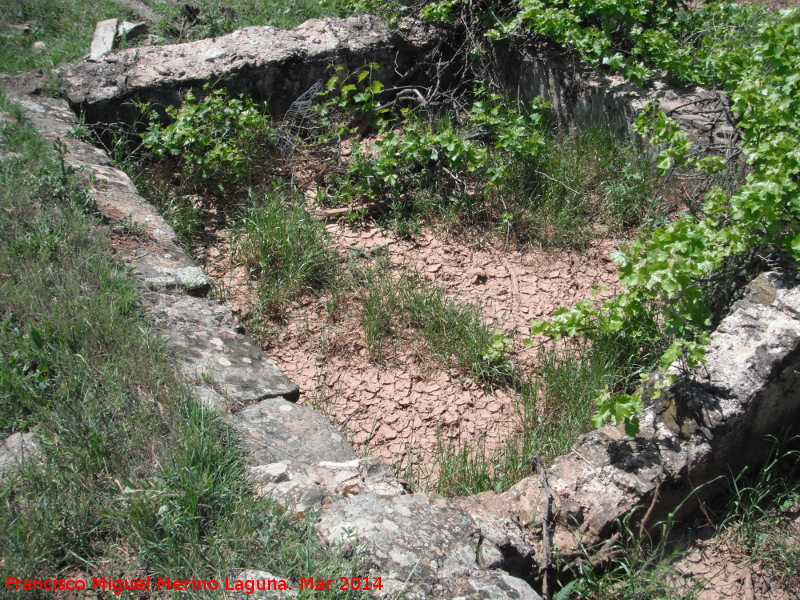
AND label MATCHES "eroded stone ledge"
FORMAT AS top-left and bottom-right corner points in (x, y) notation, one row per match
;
(55, 15), (440, 124)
